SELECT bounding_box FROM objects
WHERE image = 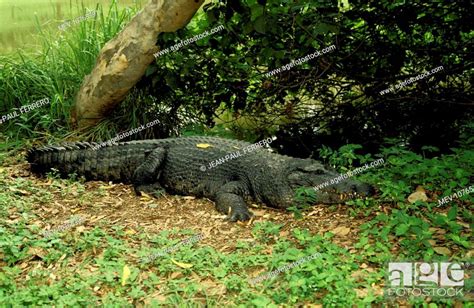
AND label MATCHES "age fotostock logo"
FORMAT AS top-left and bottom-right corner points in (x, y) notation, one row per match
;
(386, 262), (466, 298)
